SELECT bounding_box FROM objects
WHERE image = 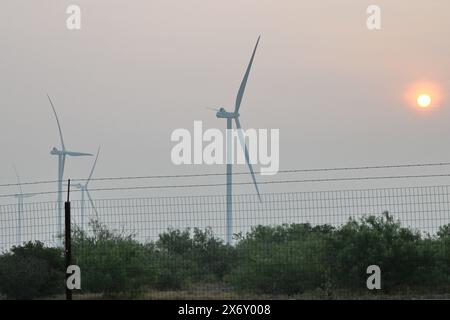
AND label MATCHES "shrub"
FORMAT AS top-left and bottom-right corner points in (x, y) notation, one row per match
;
(227, 224), (331, 295)
(72, 220), (157, 296)
(0, 241), (64, 299)
(153, 253), (194, 290)
(330, 212), (430, 291)
(226, 215), (450, 295)
(155, 228), (234, 289)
